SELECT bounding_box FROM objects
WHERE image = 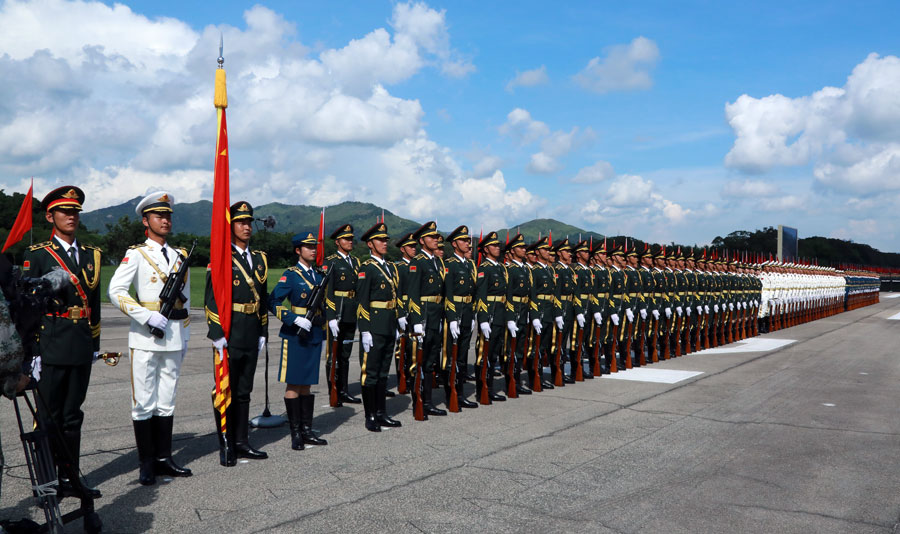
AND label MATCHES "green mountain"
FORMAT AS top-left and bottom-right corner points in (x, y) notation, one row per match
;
(498, 218), (605, 244)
